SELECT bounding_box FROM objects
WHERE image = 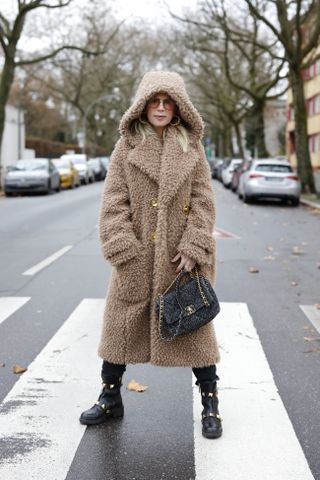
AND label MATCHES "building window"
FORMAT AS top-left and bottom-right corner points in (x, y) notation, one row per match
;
(306, 95), (320, 116)
(309, 133), (320, 153)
